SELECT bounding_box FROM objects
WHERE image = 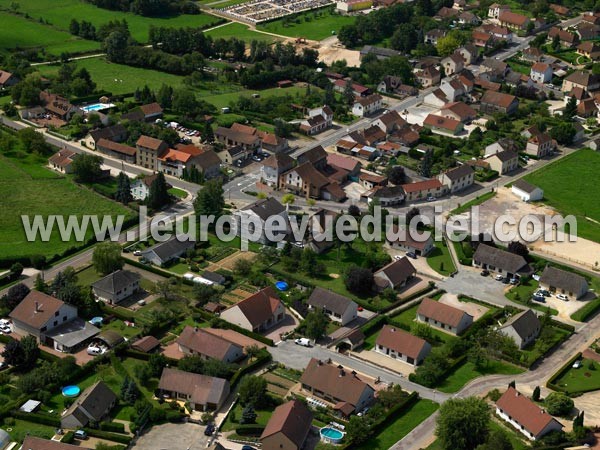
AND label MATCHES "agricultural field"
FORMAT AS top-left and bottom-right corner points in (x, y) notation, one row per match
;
(204, 22), (281, 43)
(0, 0), (224, 43)
(0, 139), (135, 261)
(0, 11), (100, 55)
(257, 7), (356, 41)
(524, 149), (600, 243)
